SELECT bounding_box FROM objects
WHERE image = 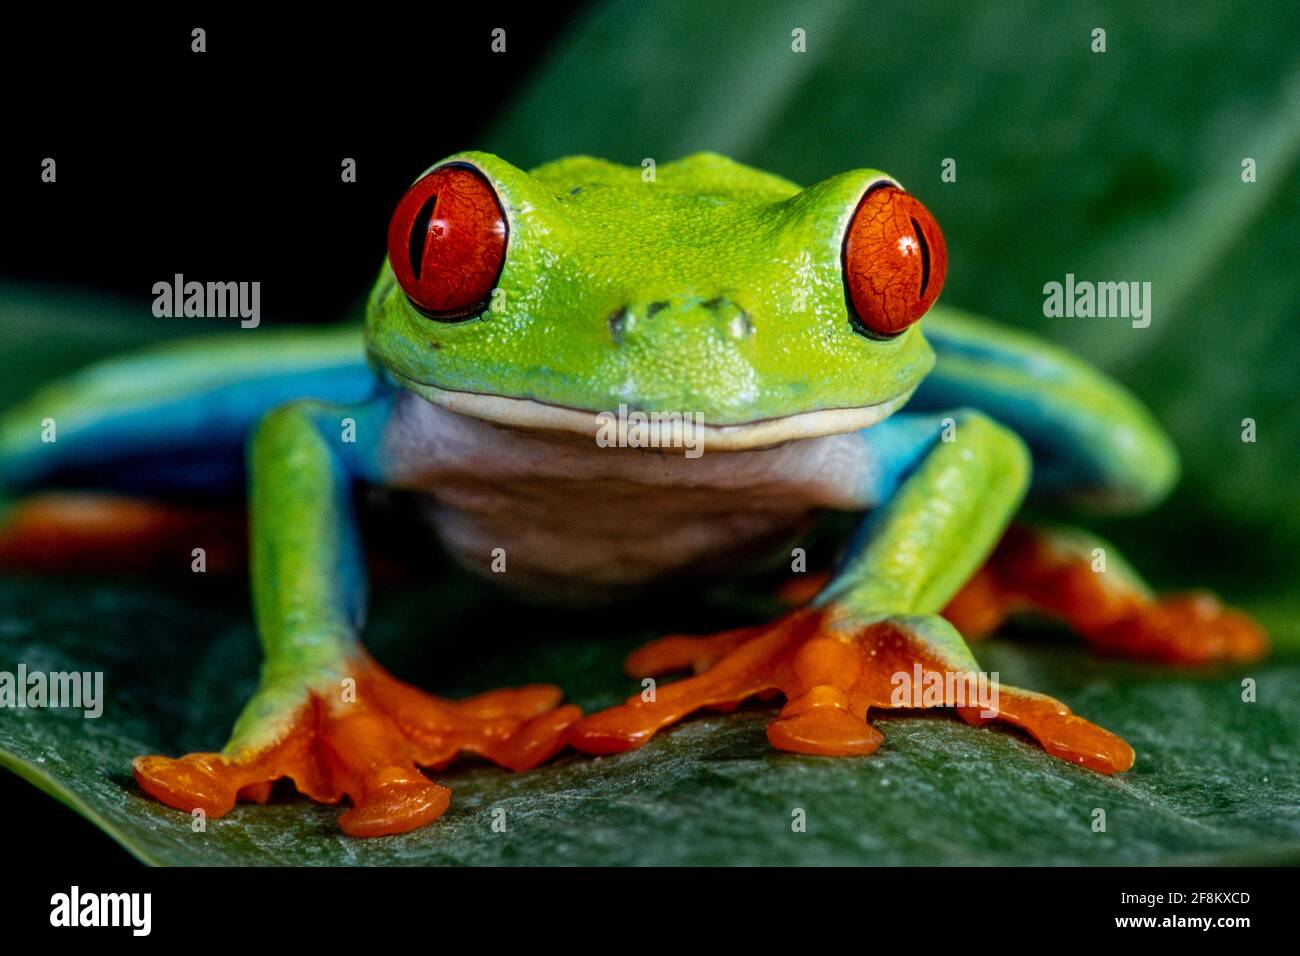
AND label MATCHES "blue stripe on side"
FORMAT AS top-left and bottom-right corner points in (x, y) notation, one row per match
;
(3, 364), (380, 496)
